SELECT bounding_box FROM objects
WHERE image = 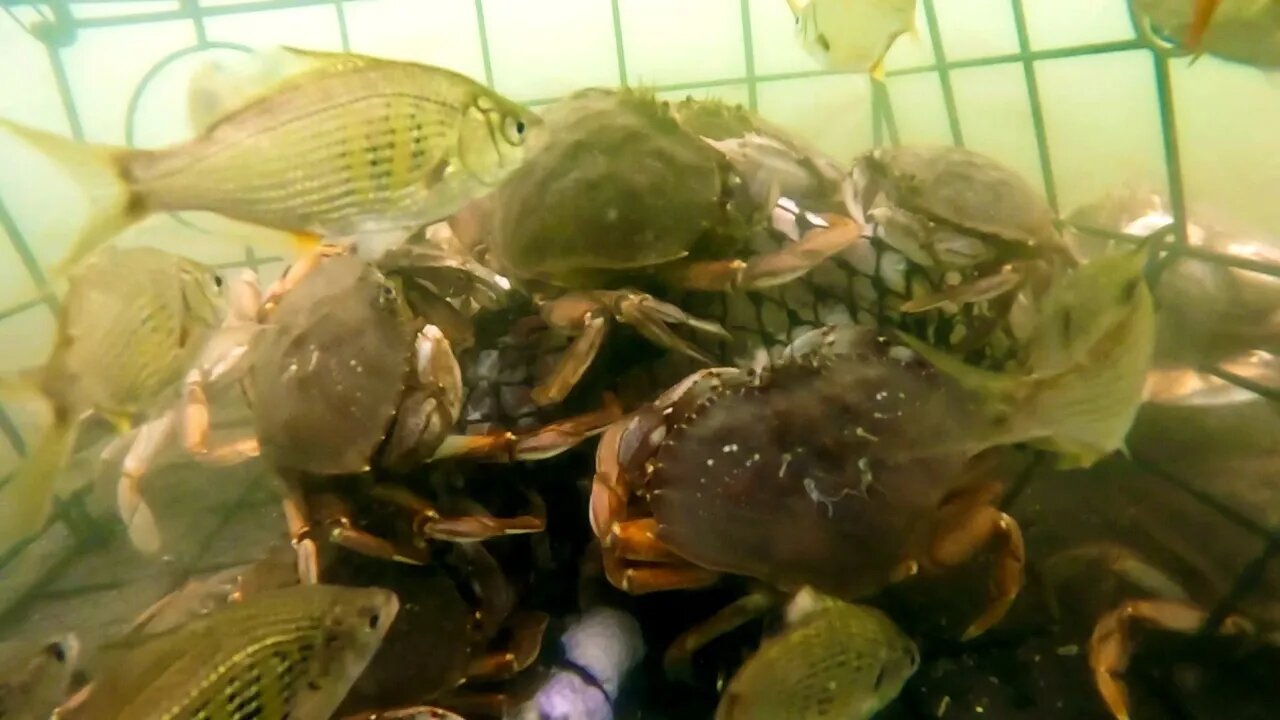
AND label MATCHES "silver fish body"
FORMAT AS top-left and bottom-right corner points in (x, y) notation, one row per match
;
(0, 48), (540, 269)
(63, 584), (399, 720)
